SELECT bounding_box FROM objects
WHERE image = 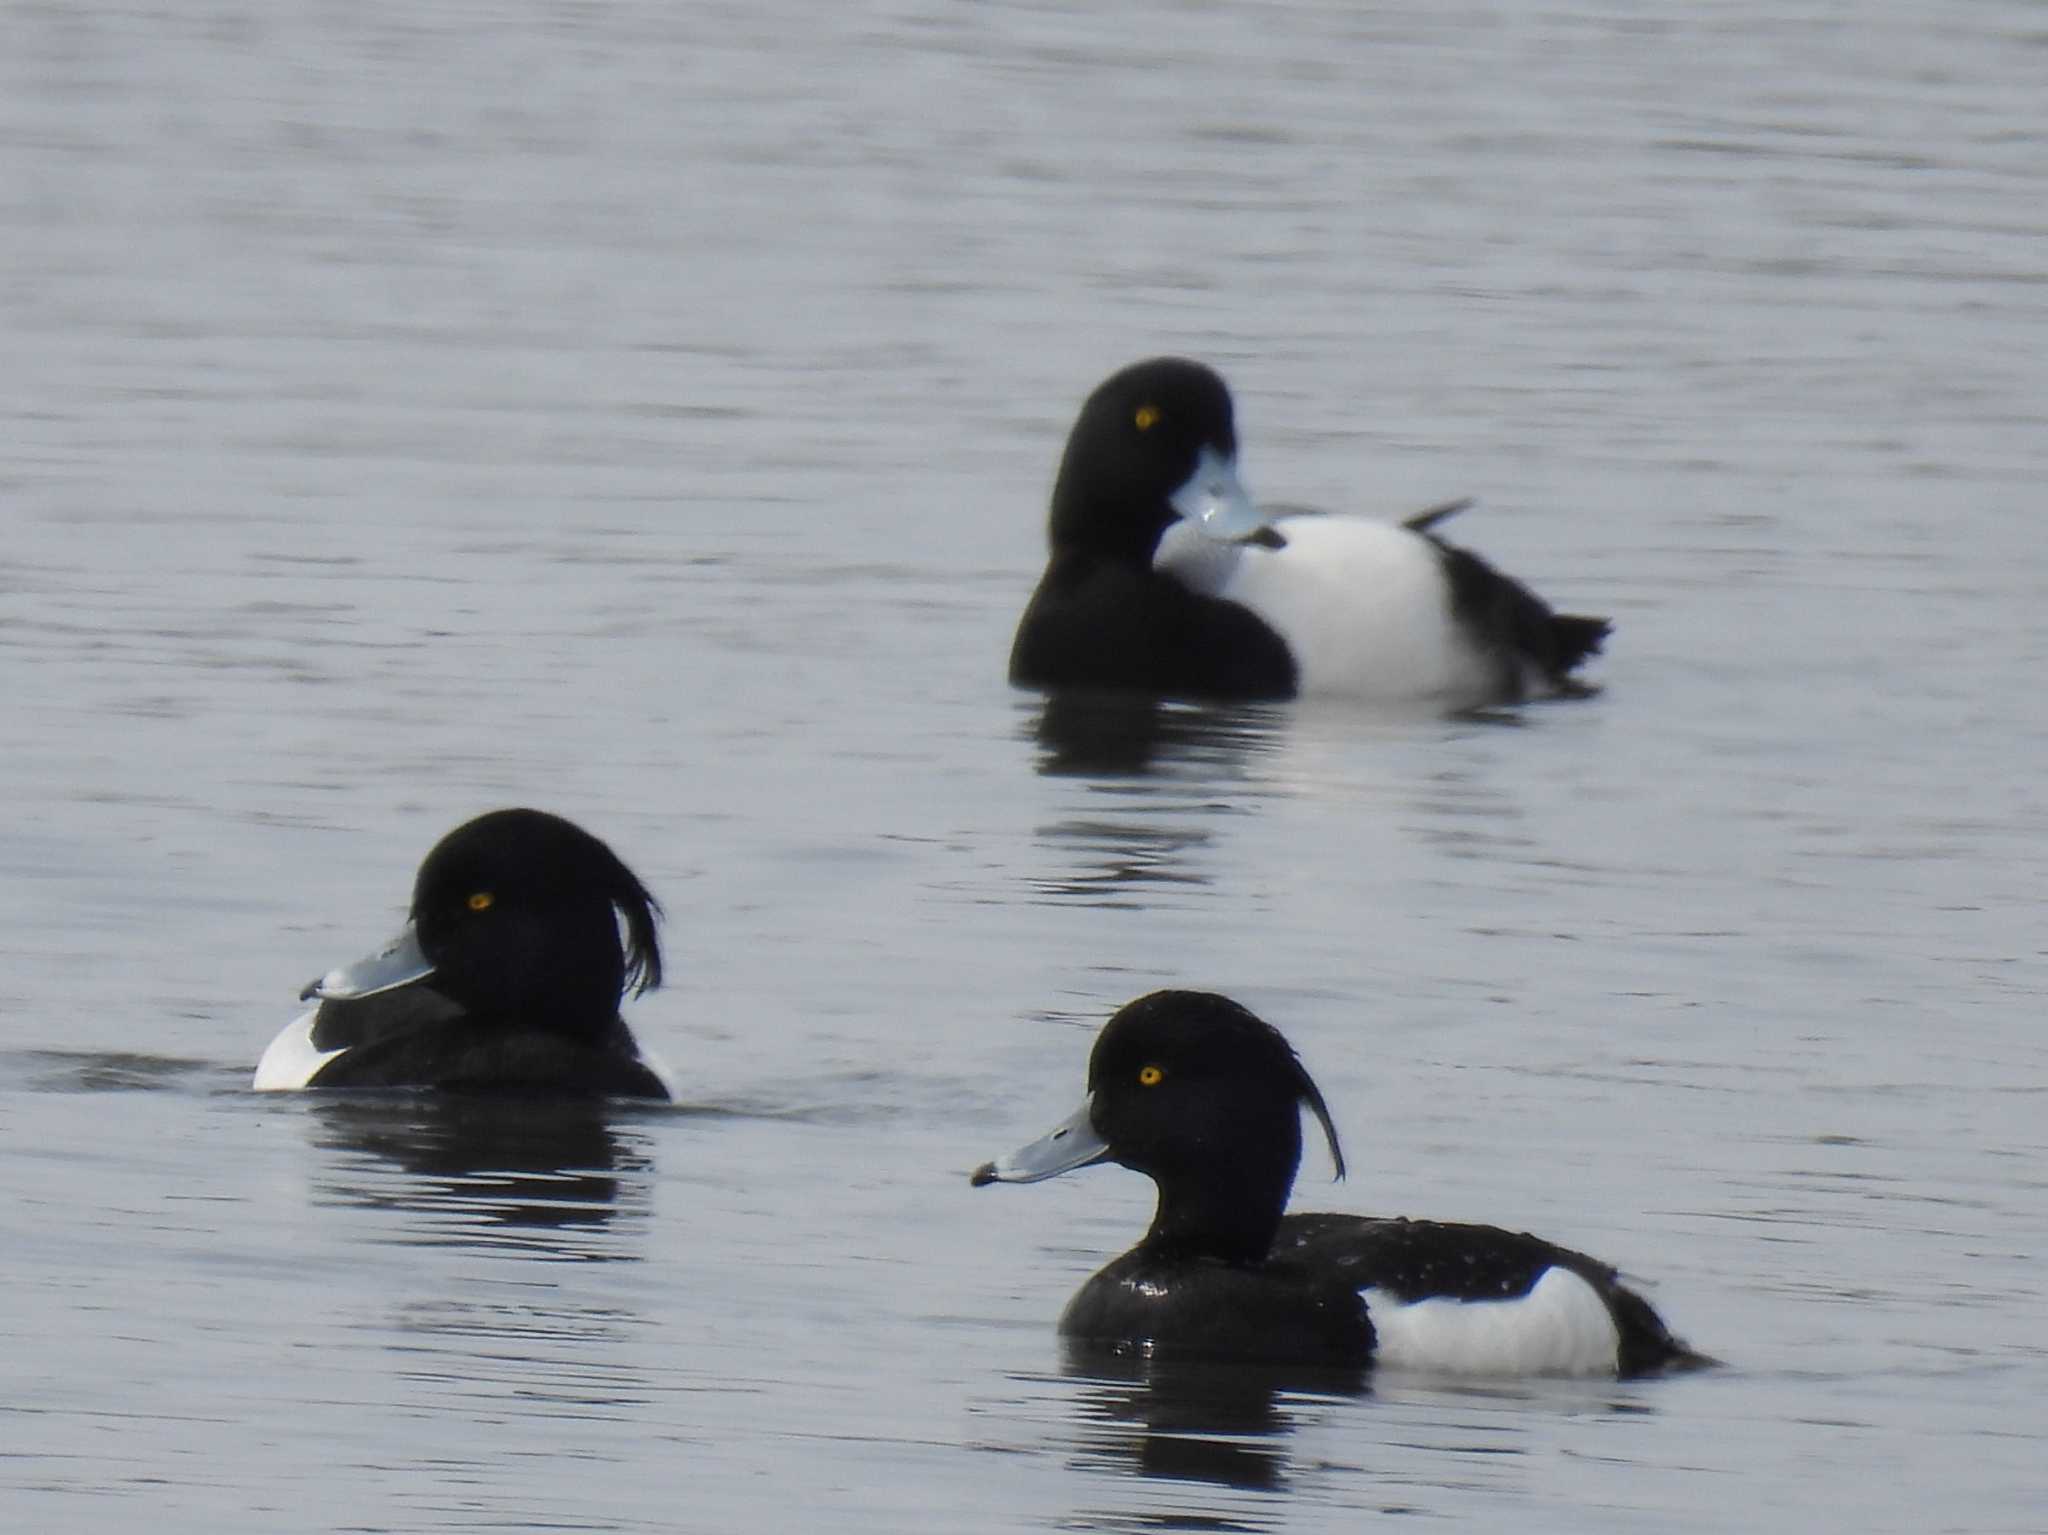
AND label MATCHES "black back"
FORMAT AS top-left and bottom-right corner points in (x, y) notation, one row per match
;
(308, 1015), (670, 1098)
(1277, 1214), (1706, 1378)
(1066, 1211), (1702, 1376)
